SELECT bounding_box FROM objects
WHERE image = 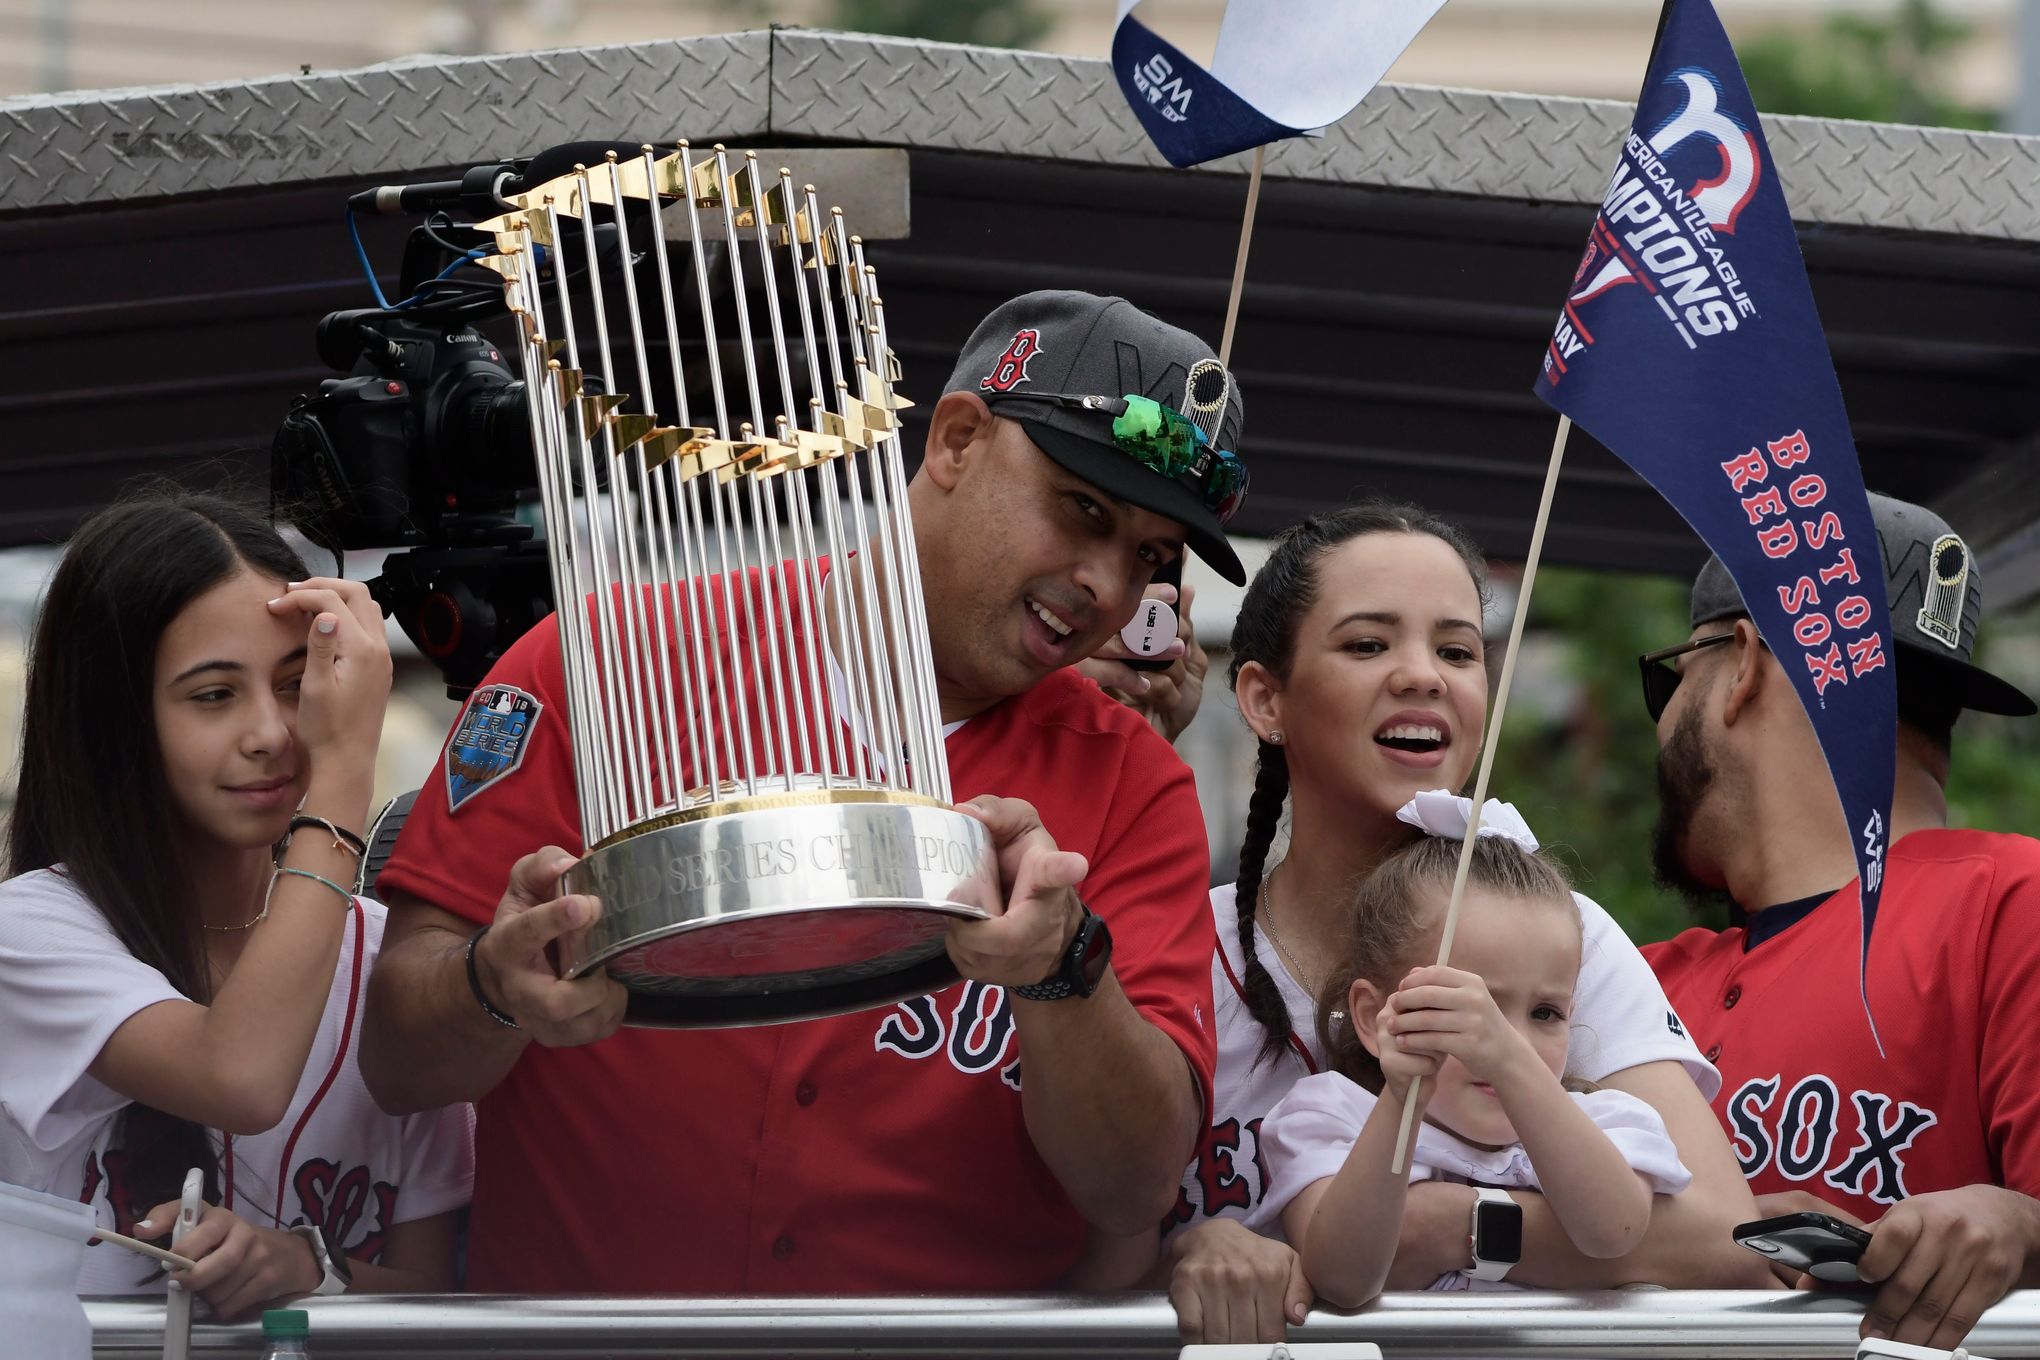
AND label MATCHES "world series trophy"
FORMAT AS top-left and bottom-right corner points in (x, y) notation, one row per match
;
(466, 144), (998, 1026)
